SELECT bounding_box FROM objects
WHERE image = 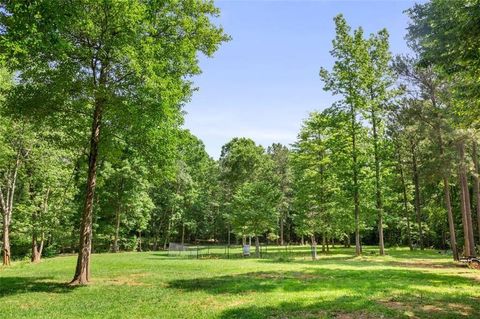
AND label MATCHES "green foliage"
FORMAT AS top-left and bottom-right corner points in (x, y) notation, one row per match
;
(231, 180), (280, 237)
